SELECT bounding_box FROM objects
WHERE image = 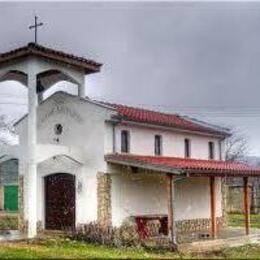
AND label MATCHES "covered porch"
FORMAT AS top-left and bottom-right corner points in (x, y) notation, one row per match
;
(105, 153), (260, 246)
